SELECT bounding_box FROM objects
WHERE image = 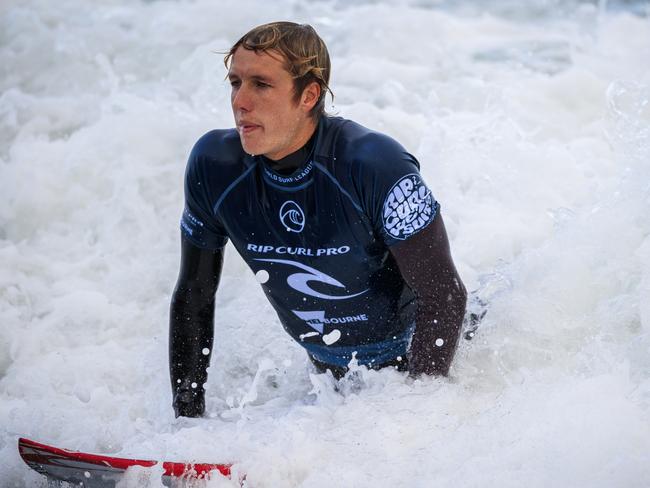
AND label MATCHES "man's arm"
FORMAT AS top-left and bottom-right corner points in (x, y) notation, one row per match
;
(169, 235), (224, 417)
(390, 213), (467, 376)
